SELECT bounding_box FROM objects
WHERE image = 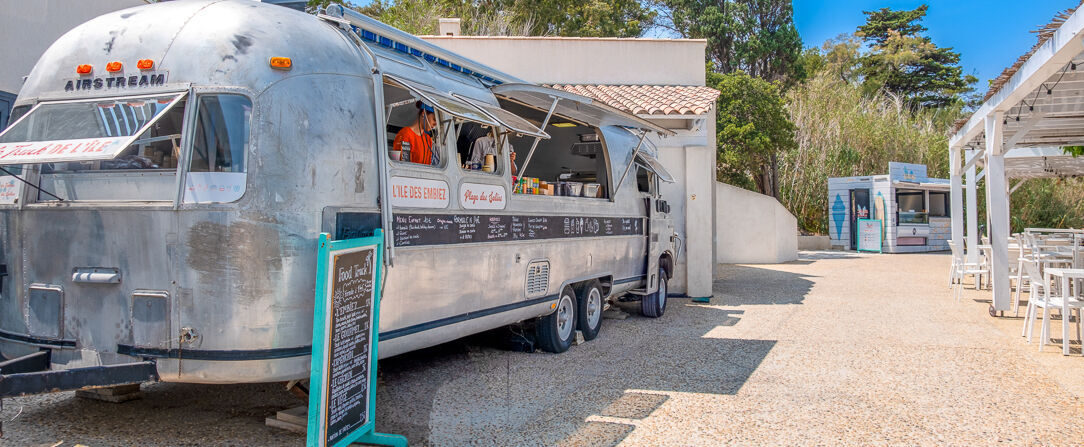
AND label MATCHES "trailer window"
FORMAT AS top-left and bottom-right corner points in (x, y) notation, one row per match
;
(189, 95), (251, 173)
(383, 82), (446, 168)
(7, 105), (29, 128)
(636, 165), (653, 194)
(500, 98), (608, 198)
(456, 121), (507, 175)
(35, 97), (185, 173)
(0, 94), (188, 202)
